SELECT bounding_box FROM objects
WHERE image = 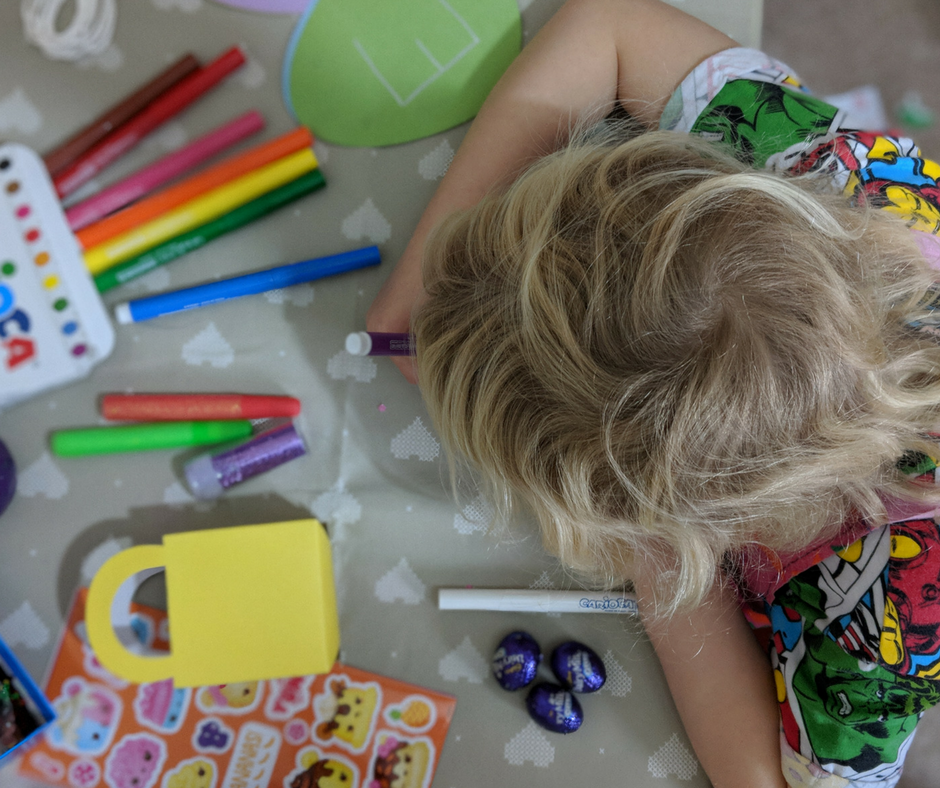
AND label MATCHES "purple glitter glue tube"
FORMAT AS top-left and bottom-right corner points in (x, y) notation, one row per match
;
(345, 331), (414, 356)
(183, 422), (306, 499)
